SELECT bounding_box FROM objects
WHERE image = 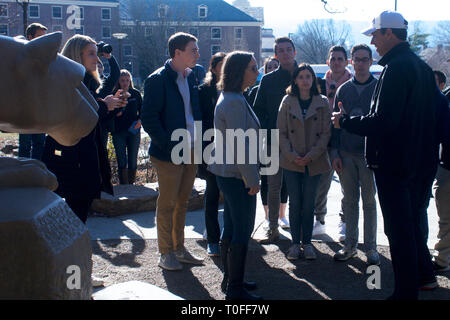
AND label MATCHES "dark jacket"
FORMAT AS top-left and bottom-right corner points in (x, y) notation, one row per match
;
(245, 85), (259, 107)
(253, 63), (295, 134)
(340, 42), (439, 178)
(141, 60), (202, 163)
(436, 89), (450, 170)
(197, 77), (219, 179)
(114, 87), (142, 133)
(42, 72), (114, 199)
(98, 55), (120, 133)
